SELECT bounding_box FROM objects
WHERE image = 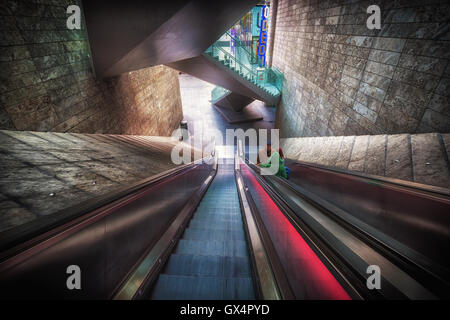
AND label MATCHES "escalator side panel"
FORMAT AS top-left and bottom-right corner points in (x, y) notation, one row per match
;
(151, 163), (255, 300)
(240, 164), (351, 300)
(286, 161), (450, 270)
(0, 163), (212, 299)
